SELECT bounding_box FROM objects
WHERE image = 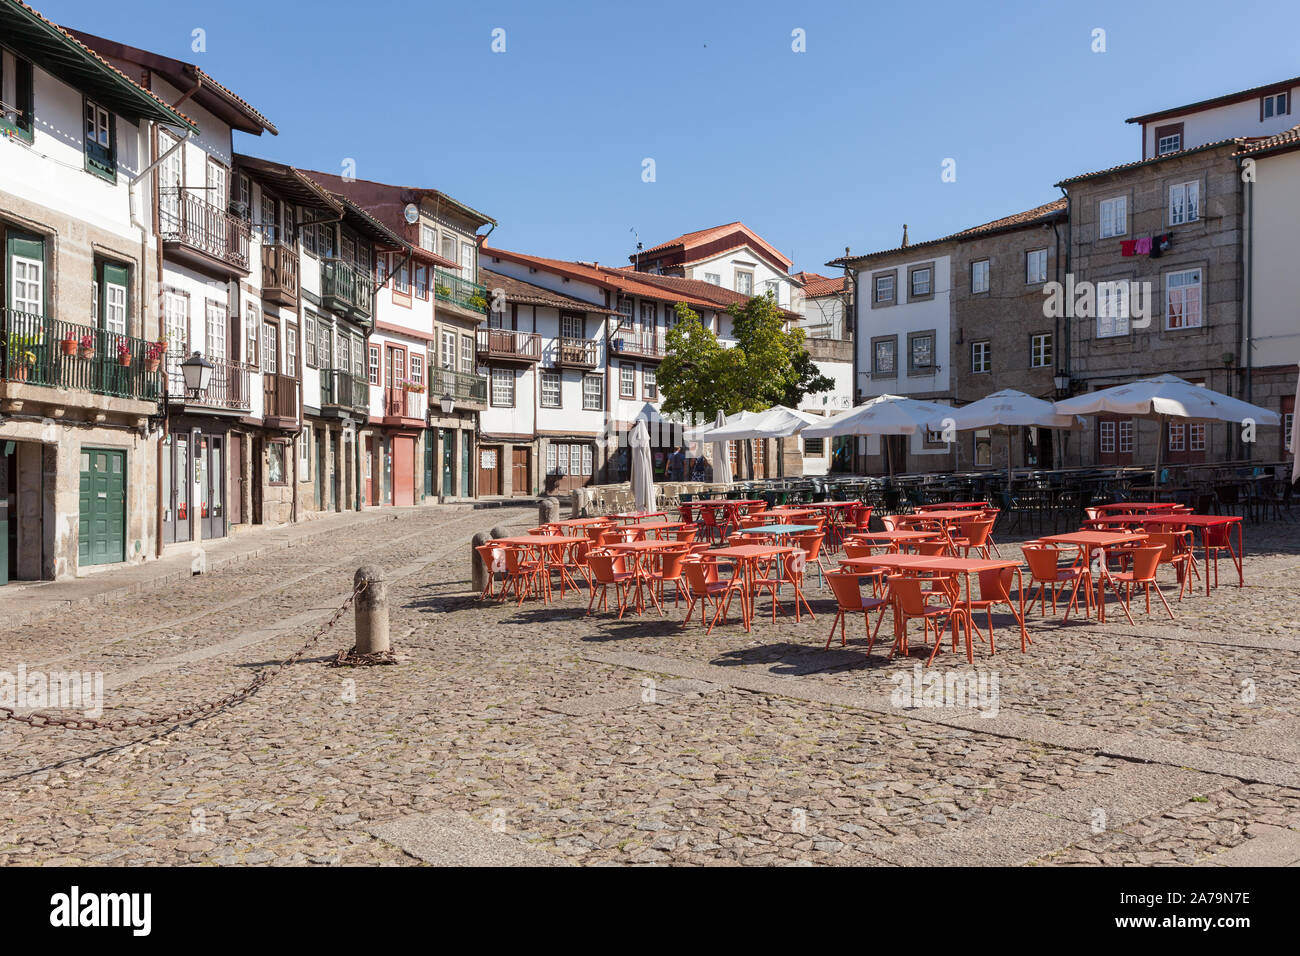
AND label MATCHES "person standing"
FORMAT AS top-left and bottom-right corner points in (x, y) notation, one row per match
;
(667, 446), (685, 481)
